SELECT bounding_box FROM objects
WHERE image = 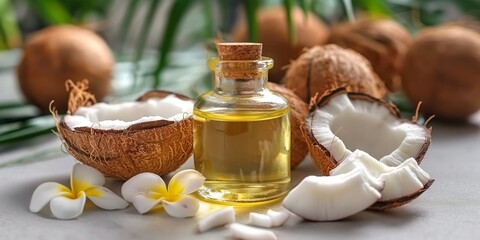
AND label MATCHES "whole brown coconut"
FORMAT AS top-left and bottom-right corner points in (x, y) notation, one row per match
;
(232, 6), (329, 83)
(18, 25), (113, 113)
(284, 44), (387, 103)
(329, 19), (411, 91)
(401, 25), (480, 120)
(267, 82), (309, 168)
